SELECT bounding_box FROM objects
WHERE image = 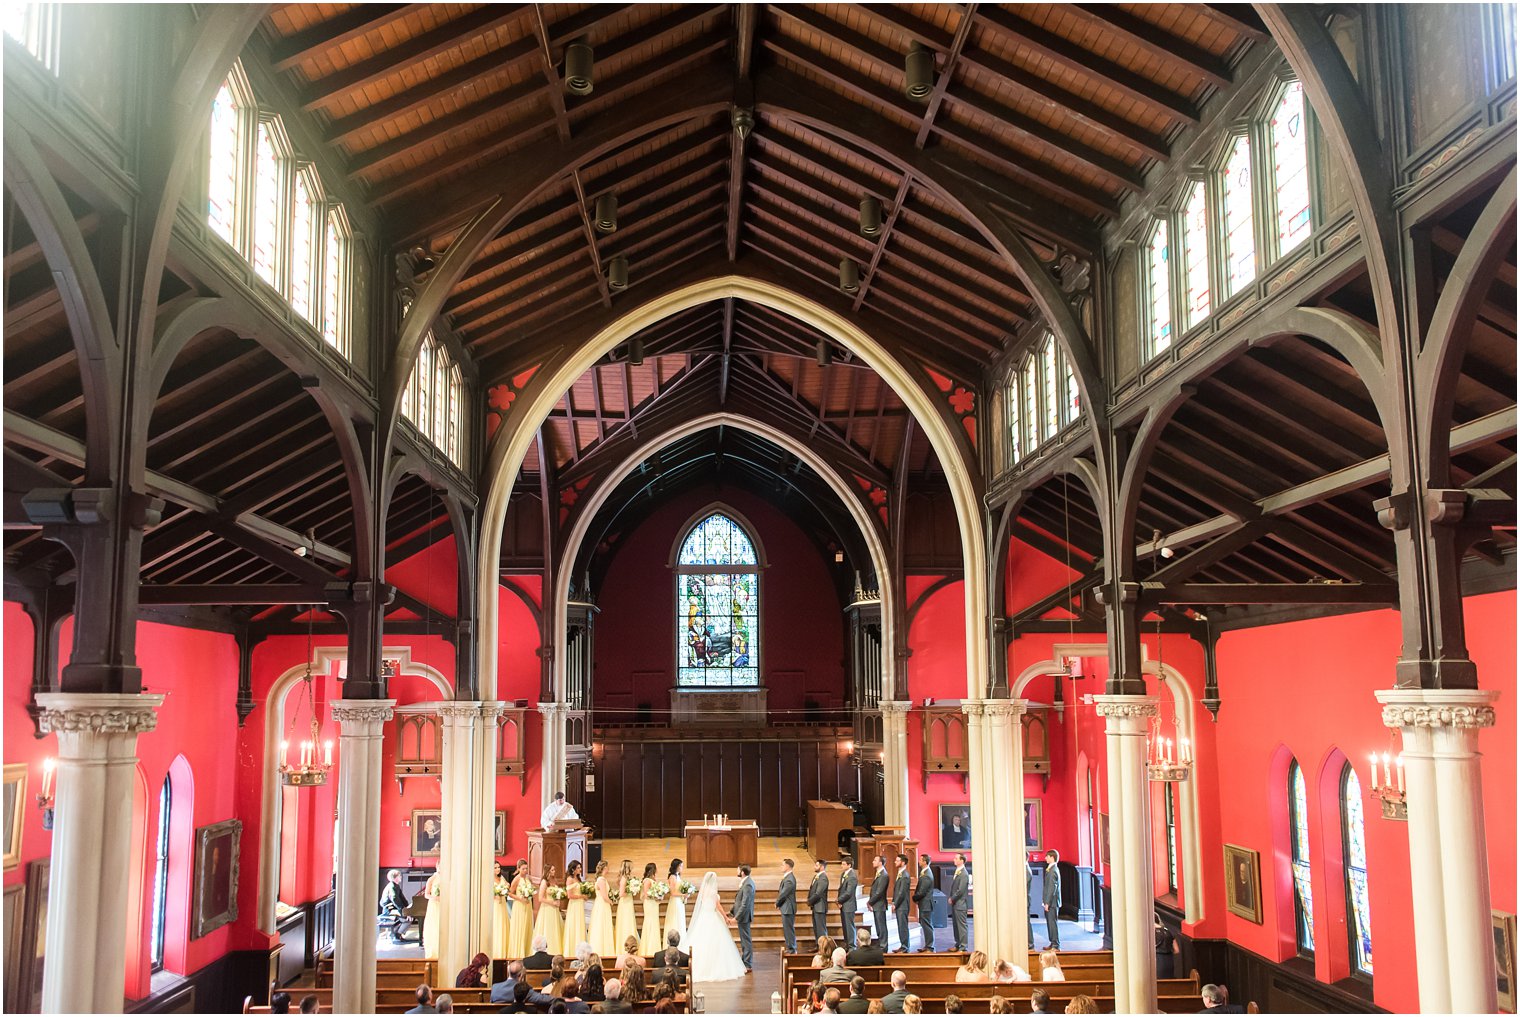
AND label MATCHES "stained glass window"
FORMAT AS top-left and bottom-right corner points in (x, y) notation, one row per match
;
(1148, 219), (1172, 356)
(252, 121), (284, 287)
(432, 346), (452, 450)
(1042, 336), (1059, 439)
(1164, 786), (1178, 894)
(289, 170), (316, 323)
(1271, 81), (1312, 256)
(1289, 759), (1316, 955)
(1064, 351), (1079, 423)
(1223, 135), (1256, 296)
(415, 336), (433, 438)
(1342, 766), (1373, 975)
(1182, 181), (1211, 328)
(447, 365), (464, 467)
(5, 3), (58, 70)
(322, 209), (349, 355)
(1007, 378), (1022, 464)
(150, 775), (171, 971)
(207, 79), (241, 245)
(676, 513), (760, 687)
(1021, 363), (1040, 453)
